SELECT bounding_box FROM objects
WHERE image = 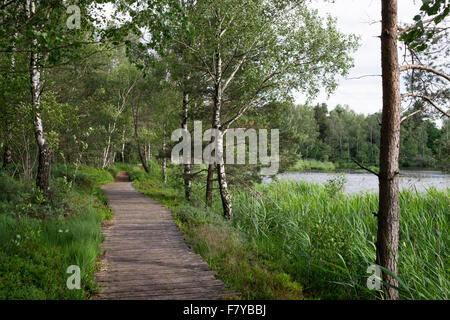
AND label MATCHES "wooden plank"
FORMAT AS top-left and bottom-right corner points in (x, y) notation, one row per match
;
(96, 279), (223, 288)
(97, 290), (225, 300)
(94, 173), (233, 300)
(95, 270), (217, 279)
(100, 283), (225, 294)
